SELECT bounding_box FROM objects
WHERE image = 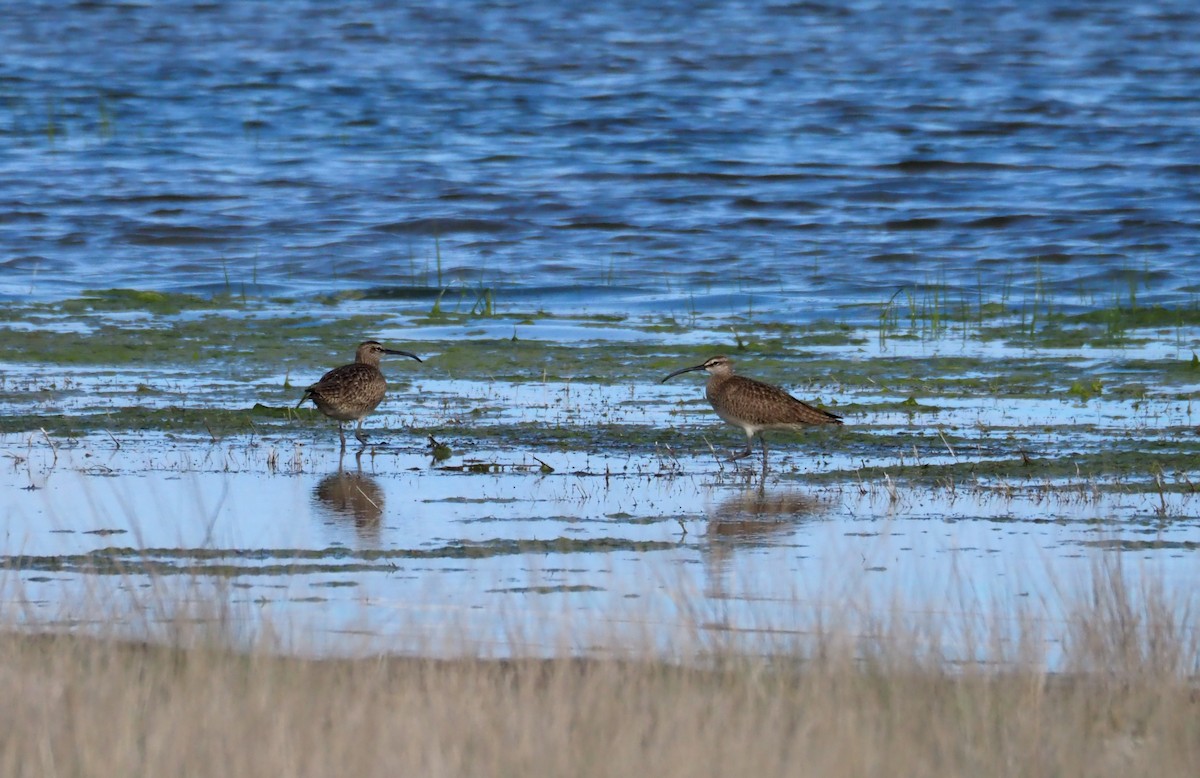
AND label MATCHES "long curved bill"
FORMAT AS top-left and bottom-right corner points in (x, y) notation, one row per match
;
(660, 363), (707, 383)
(384, 349), (423, 362)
